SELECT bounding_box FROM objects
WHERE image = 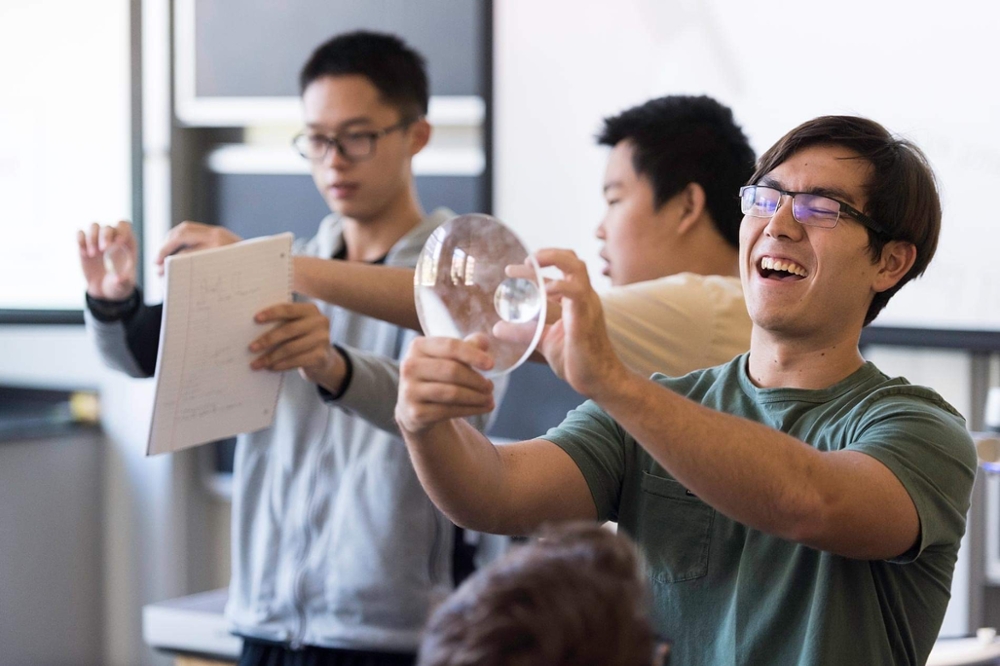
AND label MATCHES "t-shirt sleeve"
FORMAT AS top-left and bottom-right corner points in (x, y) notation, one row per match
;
(601, 278), (705, 378)
(539, 399), (629, 523)
(849, 389), (977, 564)
(600, 275), (750, 379)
